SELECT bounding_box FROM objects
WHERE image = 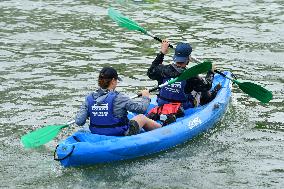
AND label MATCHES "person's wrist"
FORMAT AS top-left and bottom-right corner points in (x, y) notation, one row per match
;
(208, 70), (214, 74)
(142, 96), (150, 100)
